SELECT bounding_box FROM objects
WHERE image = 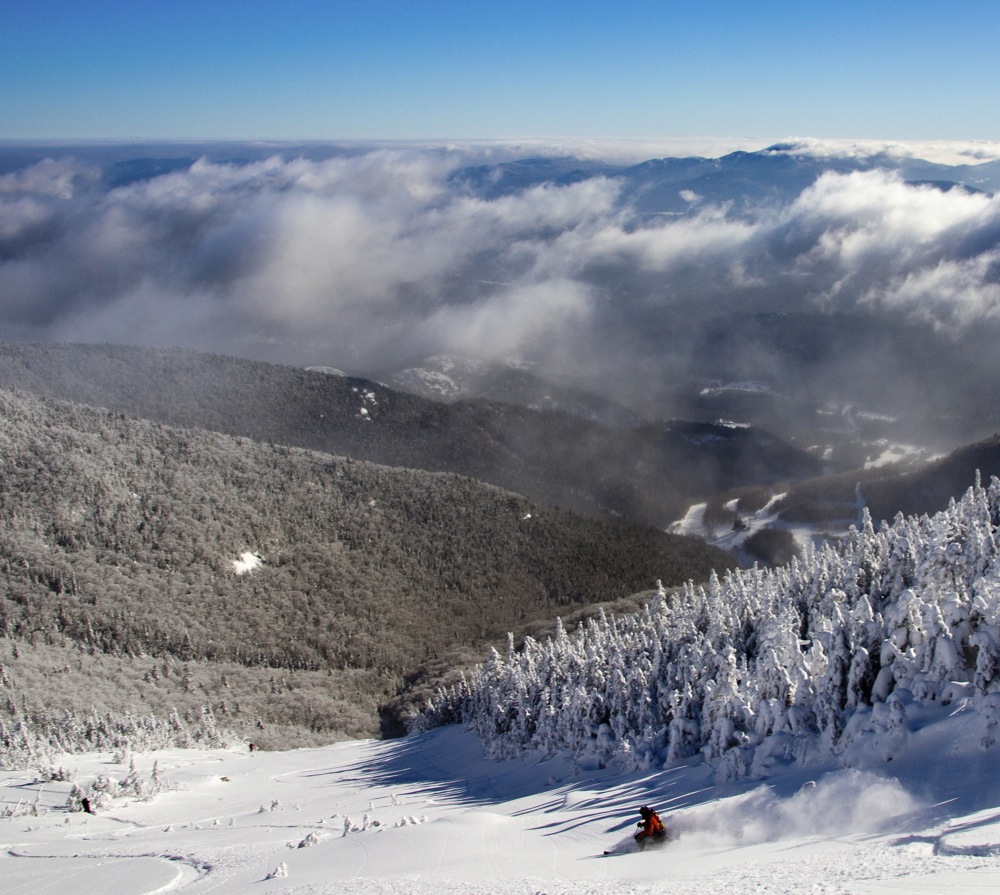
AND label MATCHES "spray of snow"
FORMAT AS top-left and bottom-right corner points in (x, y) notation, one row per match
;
(673, 769), (919, 846)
